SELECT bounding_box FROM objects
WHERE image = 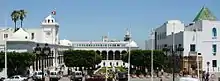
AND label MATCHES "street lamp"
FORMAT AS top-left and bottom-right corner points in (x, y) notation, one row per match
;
(176, 44), (184, 73)
(162, 44), (184, 80)
(162, 44), (170, 72)
(34, 43), (51, 81)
